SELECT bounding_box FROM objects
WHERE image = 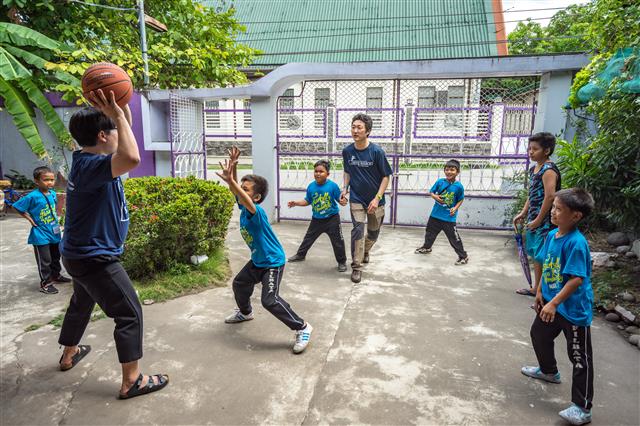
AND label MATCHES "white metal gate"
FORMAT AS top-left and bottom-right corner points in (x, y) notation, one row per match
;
(169, 93), (207, 178)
